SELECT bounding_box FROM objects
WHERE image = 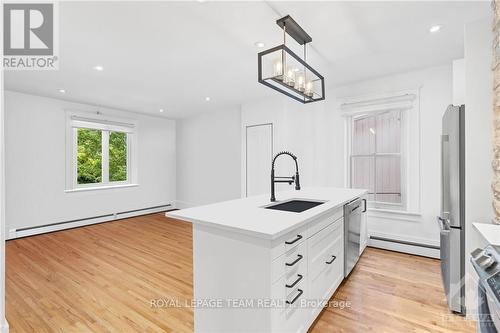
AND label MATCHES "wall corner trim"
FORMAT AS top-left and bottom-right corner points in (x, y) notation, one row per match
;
(2, 318), (9, 333)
